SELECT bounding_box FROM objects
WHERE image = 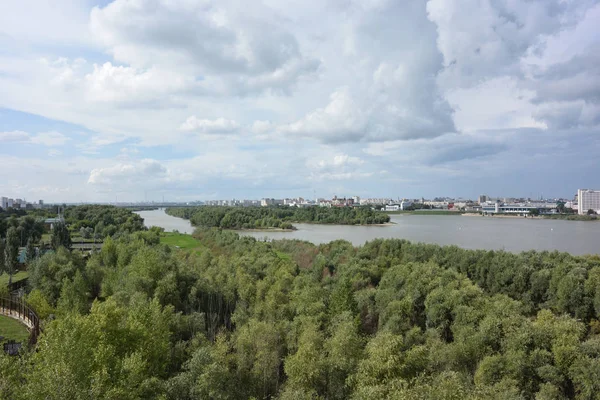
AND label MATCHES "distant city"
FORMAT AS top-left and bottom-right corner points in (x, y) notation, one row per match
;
(2, 189), (600, 216)
(0, 197), (44, 210)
